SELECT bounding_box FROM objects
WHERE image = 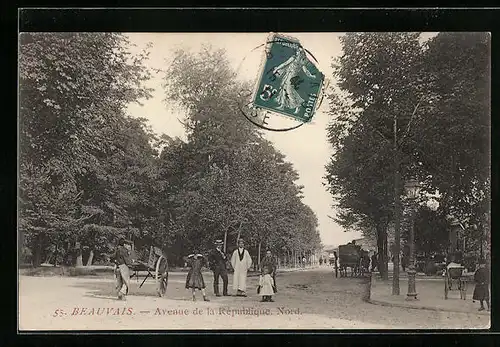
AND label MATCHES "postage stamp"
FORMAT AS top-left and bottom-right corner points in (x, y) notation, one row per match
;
(251, 33), (325, 123)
